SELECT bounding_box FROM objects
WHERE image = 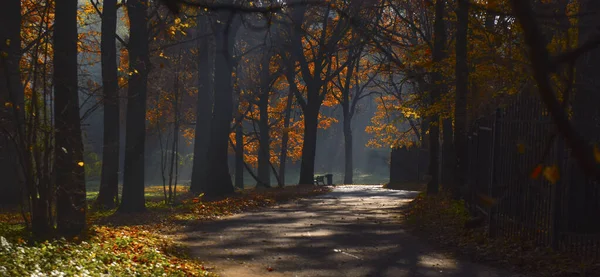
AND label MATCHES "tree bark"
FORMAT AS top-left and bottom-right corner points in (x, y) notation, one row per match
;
(454, 0), (469, 200)
(54, 0), (87, 236)
(299, 103), (319, 185)
(235, 121), (244, 189)
(343, 116), (353, 184)
(96, 0), (120, 209)
(257, 54), (271, 188)
(279, 66), (298, 187)
(119, 0), (149, 213)
(0, 0), (23, 208)
(427, 0), (447, 195)
(205, 11), (239, 196)
(441, 118), (454, 189)
(190, 16), (214, 193)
